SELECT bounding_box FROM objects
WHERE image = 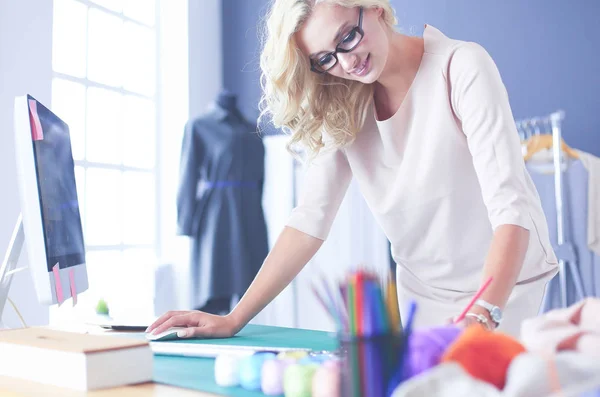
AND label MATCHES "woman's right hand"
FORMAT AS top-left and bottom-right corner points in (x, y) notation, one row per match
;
(146, 227), (323, 340)
(146, 310), (240, 339)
